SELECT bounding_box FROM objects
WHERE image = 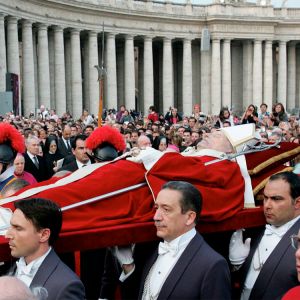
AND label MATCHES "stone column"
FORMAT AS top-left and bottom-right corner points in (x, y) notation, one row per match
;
(277, 40), (287, 107)
(48, 30), (55, 109)
(222, 39), (231, 109)
(163, 37), (174, 113)
(106, 32), (118, 110)
(200, 49), (211, 114)
(124, 34), (135, 110)
(252, 39), (263, 108)
(37, 23), (51, 110)
(65, 36), (72, 113)
(54, 26), (66, 116)
(88, 31), (99, 115)
(263, 40), (273, 110)
(22, 20), (36, 116)
(211, 38), (221, 115)
(70, 29), (83, 119)
(6, 16), (20, 111)
(182, 38), (192, 115)
(143, 36), (154, 114)
(243, 41), (253, 109)
(287, 42), (296, 111)
(0, 14), (6, 92)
